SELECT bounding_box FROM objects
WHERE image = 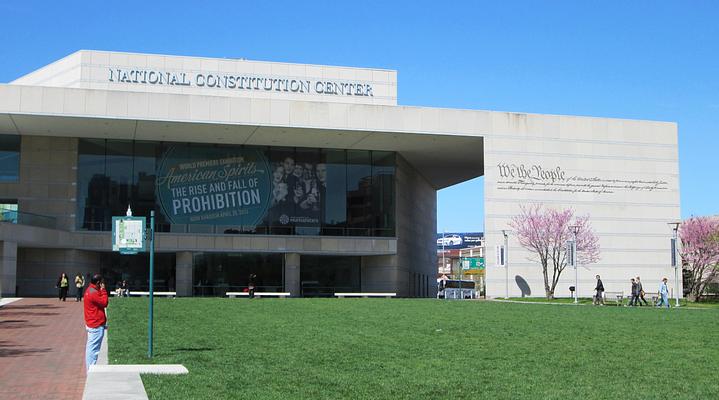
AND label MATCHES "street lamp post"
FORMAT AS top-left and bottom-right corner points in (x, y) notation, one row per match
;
(668, 222), (681, 307)
(442, 230), (446, 277)
(569, 225), (580, 304)
(502, 230), (509, 299)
